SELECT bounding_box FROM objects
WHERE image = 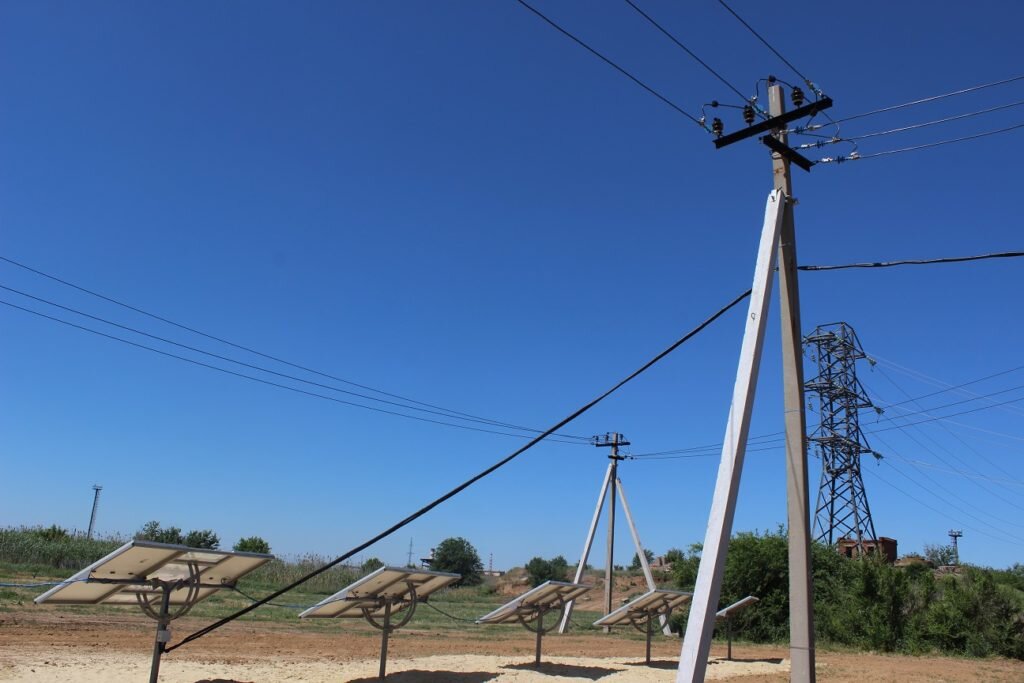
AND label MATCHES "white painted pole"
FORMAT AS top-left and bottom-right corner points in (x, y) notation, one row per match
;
(616, 479), (672, 635)
(677, 190), (785, 682)
(558, 461), (614, 633)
